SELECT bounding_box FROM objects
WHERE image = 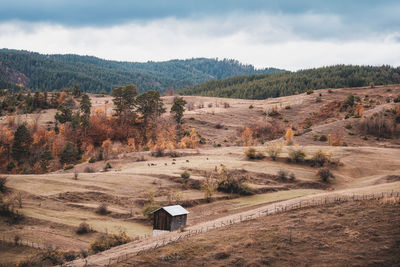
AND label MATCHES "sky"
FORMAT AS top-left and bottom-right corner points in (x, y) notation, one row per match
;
(0, 0), (399, 70)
